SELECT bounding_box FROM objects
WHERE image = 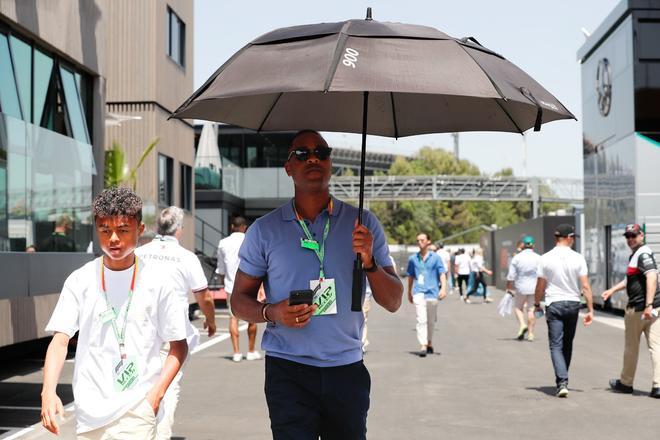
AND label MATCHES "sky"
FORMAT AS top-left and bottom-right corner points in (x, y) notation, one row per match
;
(194, 0), (622, 179)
